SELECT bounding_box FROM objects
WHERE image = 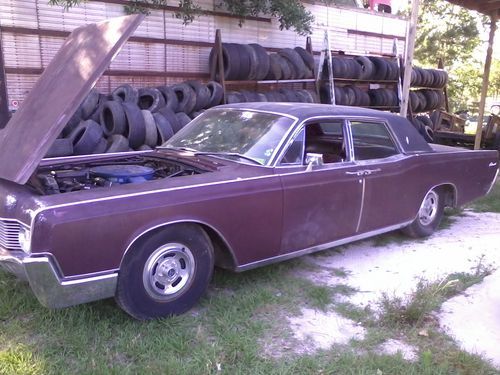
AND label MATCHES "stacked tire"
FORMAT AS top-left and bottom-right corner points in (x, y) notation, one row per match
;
(410, 115), (434, 143)
(408, 89), (445, 113)
(47, 81), (224, 158)
(411, 67), (448, 88)
(226, 89), (318, 104)
(320, 84), (398, 110)
(325, 56), (400, 81)
(209, 43), (315, 81)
